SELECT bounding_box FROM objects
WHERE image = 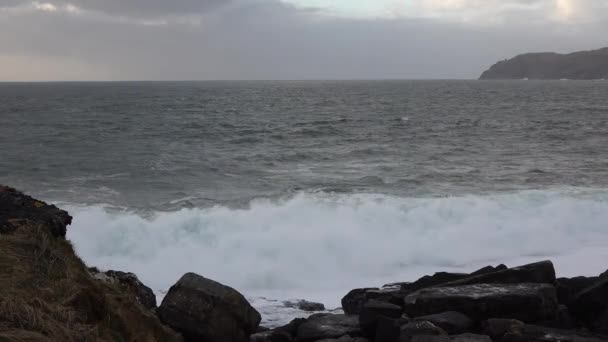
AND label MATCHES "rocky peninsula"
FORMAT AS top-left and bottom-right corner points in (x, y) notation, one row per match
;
(2, 185), (608, 341)
(480, 47), (608, 80)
